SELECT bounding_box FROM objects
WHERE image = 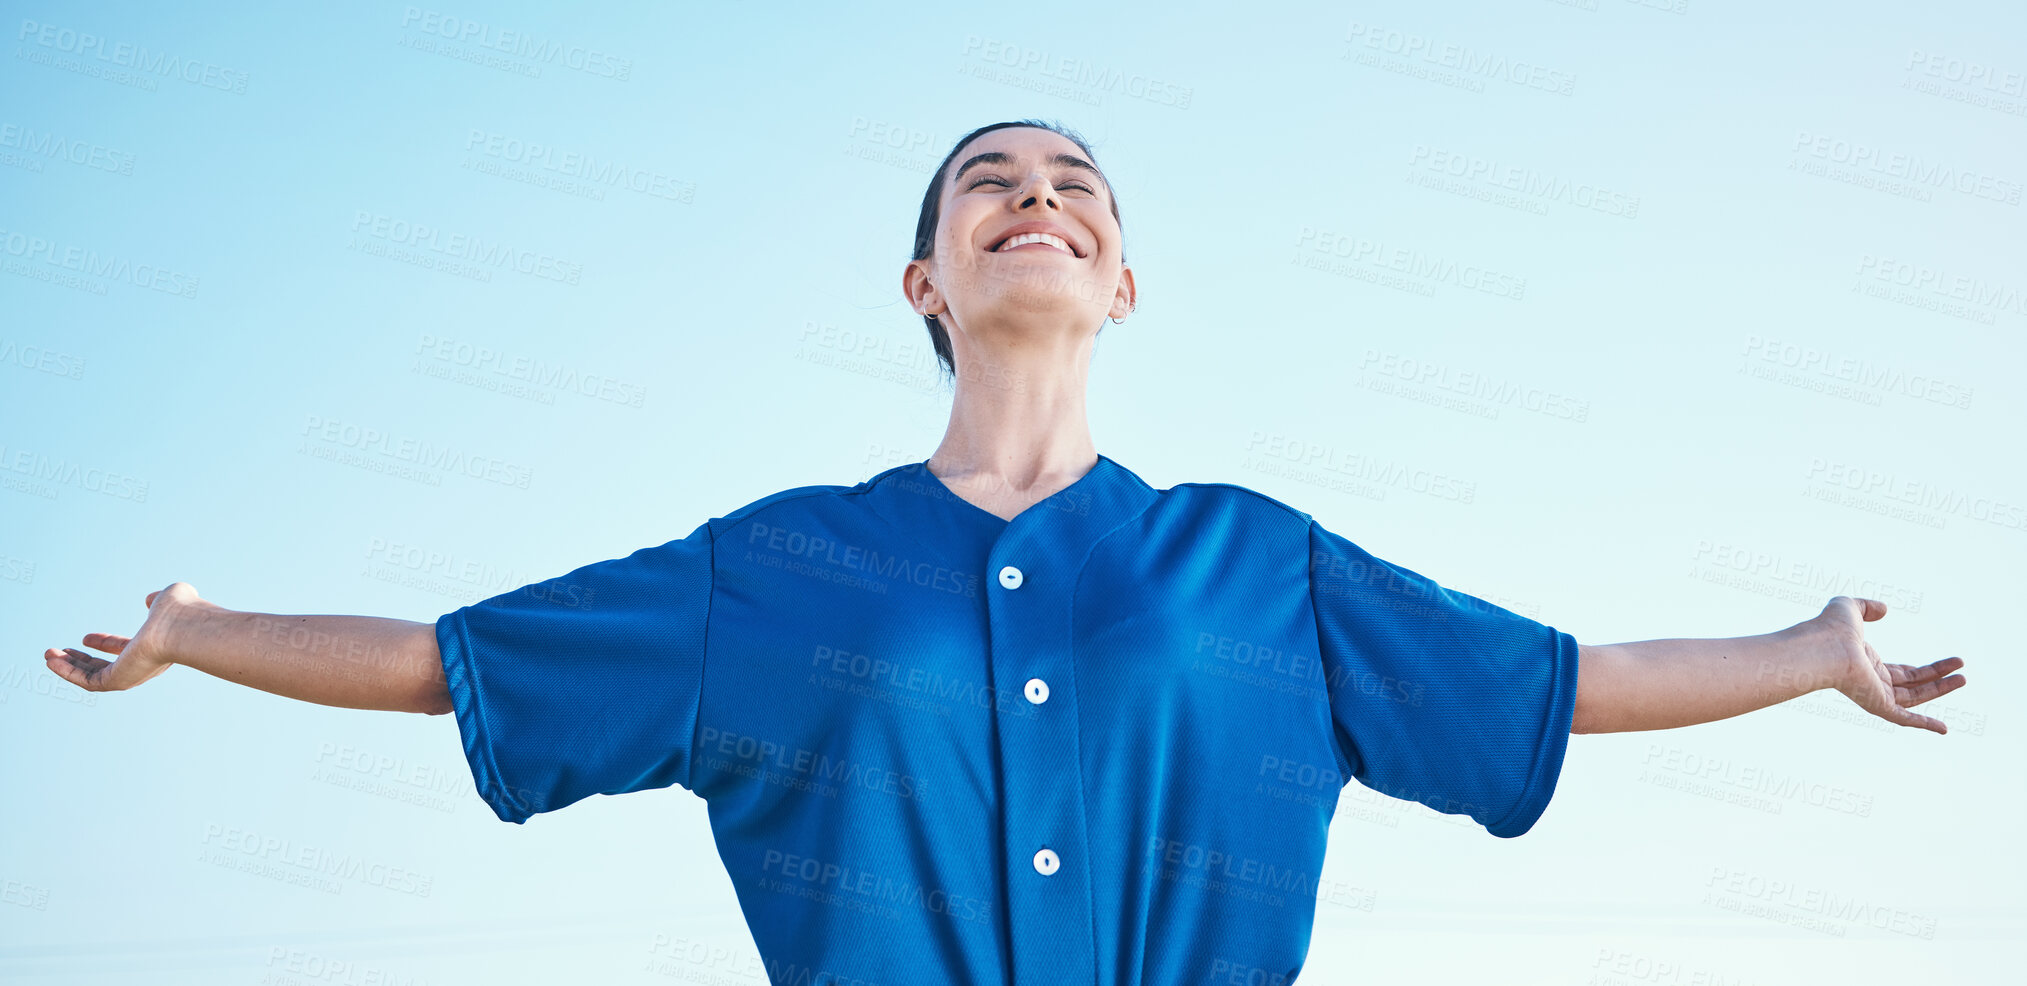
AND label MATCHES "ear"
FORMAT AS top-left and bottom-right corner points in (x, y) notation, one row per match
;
(1108, 263), (1137, 320)
(902, 258), (941, 317)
